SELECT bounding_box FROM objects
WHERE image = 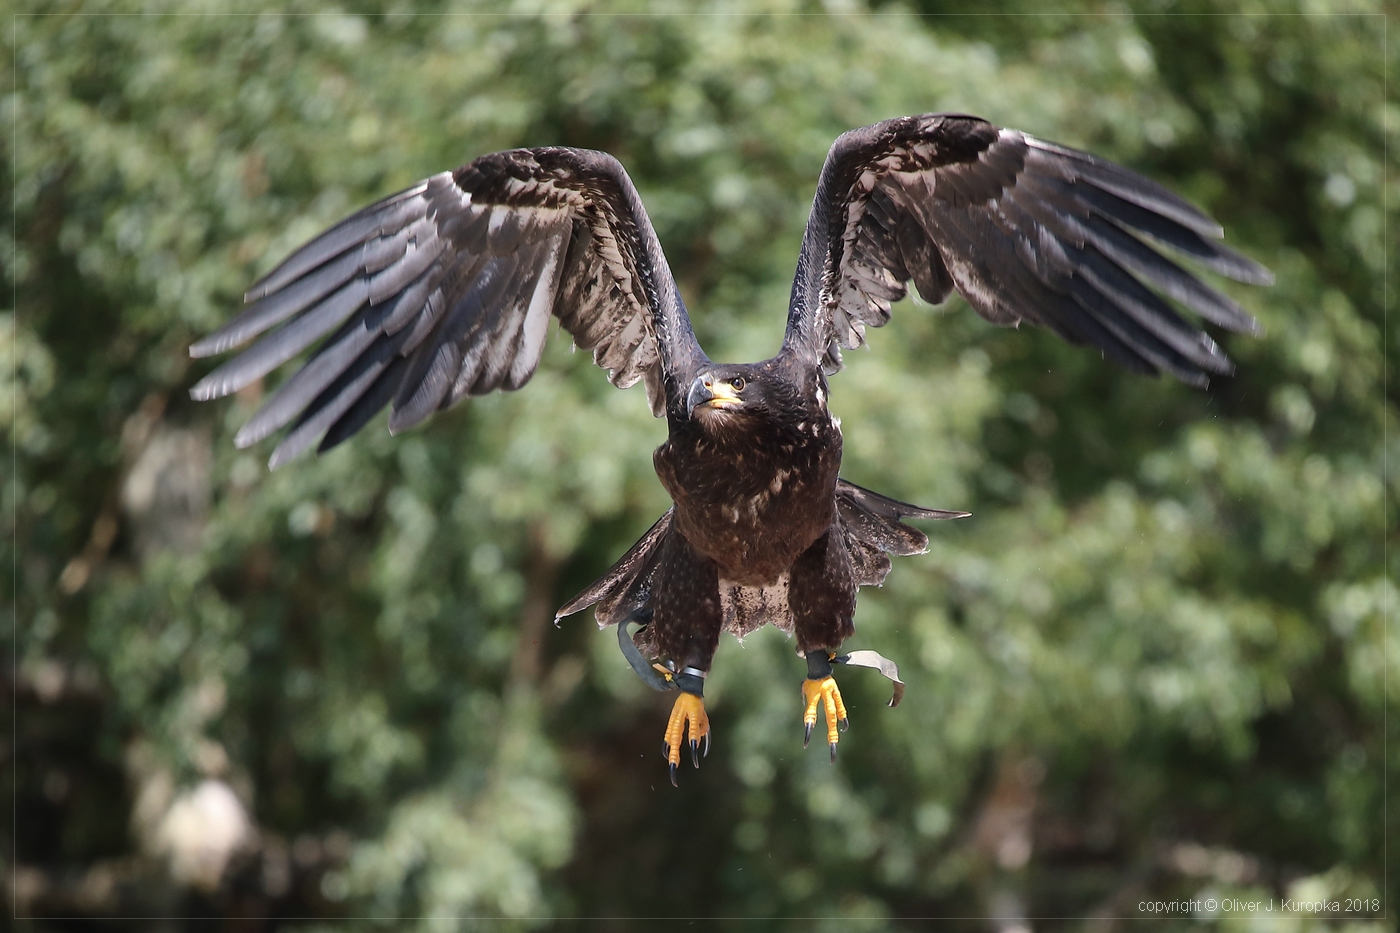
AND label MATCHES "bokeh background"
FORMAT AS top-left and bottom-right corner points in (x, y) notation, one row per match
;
(7, 2), (1394, 929)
